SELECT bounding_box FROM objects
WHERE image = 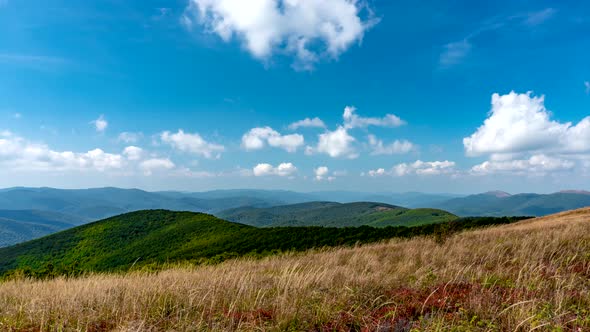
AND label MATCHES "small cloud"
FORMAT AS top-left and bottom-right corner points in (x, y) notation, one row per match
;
(92, 115), (108, 133)
(368, 134), (415, 155)
(585, 81), (590, 94)
(288, 117), (326, 130)
(439, 40), (471, 68)
(366, 160), (456, 177)
(139, 158), (175, 176)
(160, 130), (224, 159)
(242, 127), (304, 153)
(314, 166), (335, 181)
(524, 8), (556, 26)
(343, 106), (405, 129)
(316, 126), (358, 159)
(13, 113), (21, 119)
(117, 132), (143, 144)
(253, 162), (297, 177)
